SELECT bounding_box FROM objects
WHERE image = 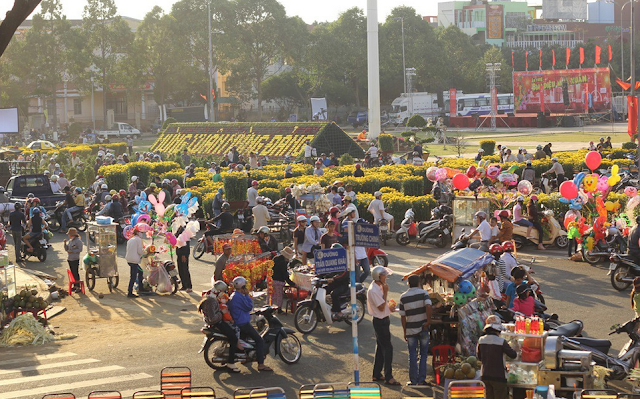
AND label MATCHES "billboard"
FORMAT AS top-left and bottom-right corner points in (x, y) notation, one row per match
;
(311, 98), (328, 121)
(486, 4), (504, 39)
(513, 68), (611, 114)
(0, 108), (19, 133)
(542, 0), (587, 20)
